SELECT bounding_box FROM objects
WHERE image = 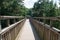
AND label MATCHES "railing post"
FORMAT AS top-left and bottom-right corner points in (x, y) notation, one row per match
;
(0, 34), (2, 40)
(7, 19), (10, 26)
(43, 19), (45, 40)
(50, 20), (53, 27)
(43, 18), (46, 24)
(0, 20), (1, 32)
(39, 18), (40, 21)
(13, 19), (16, 23)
